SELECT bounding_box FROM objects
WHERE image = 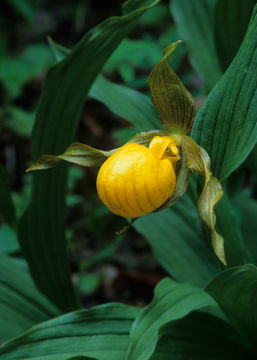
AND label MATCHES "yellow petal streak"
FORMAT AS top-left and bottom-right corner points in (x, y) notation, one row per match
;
(97, 137), (178, 218)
